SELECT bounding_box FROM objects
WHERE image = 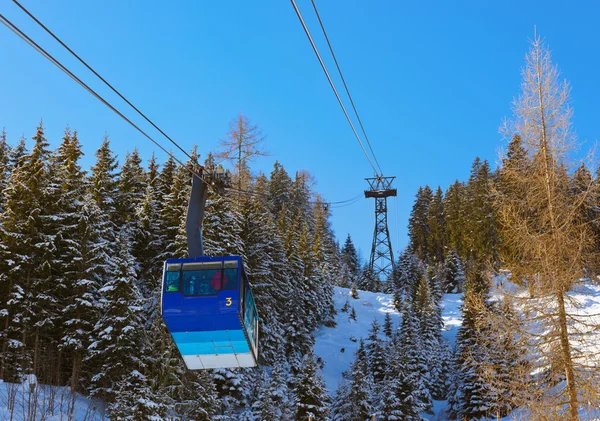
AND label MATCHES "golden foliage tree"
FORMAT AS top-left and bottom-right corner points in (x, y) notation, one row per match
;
(495, 34), (599, 420)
